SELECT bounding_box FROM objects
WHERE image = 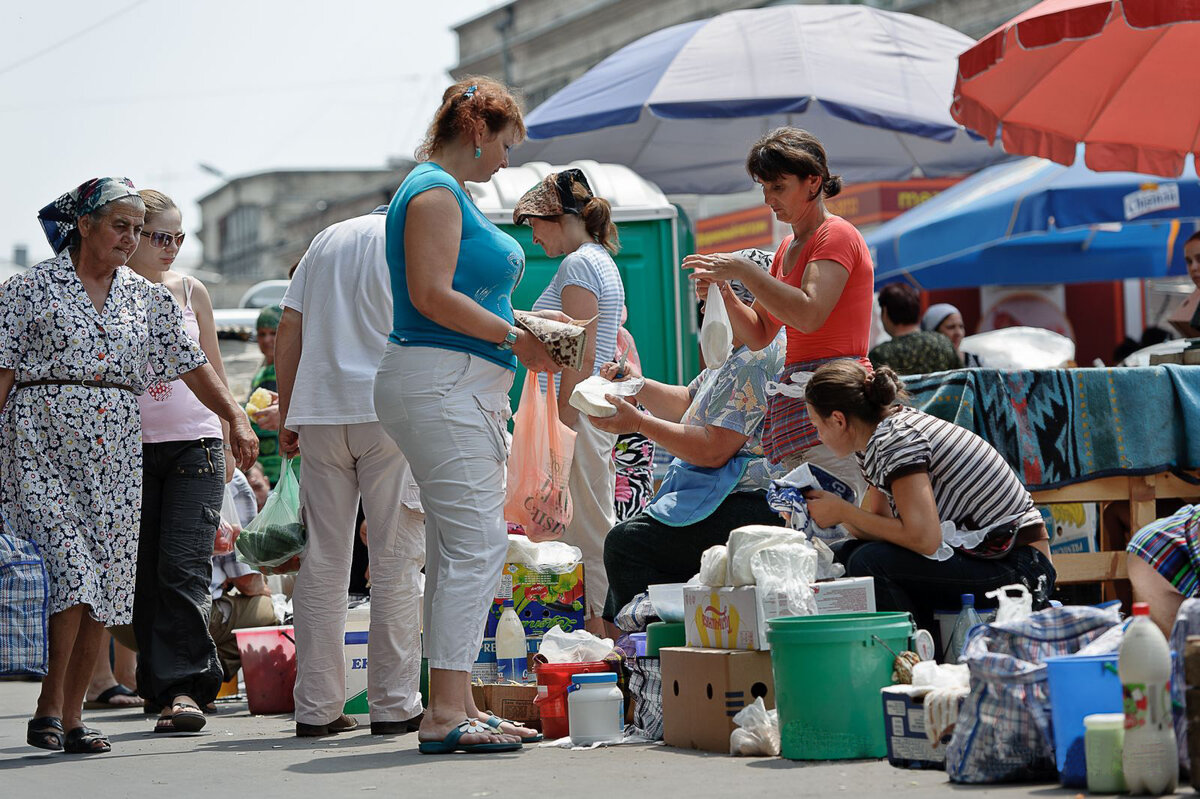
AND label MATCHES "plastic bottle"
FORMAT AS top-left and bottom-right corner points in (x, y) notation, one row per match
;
(1119, 602), (1178, 795)
(495, 598), (528, 683)
(945, 593), (982, 665)
(567, 671), (623, 745)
